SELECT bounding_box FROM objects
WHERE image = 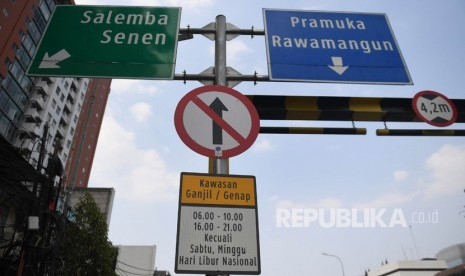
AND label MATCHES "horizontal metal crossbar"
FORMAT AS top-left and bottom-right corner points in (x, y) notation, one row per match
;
(376, 129), (465, 136)
(178, 27), (265, 37)
(173, 73), (269, 83)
